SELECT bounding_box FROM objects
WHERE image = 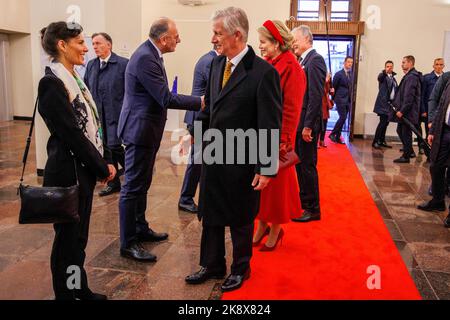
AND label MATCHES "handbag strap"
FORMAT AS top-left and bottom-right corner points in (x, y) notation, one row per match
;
(19, 97), (79, 187)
